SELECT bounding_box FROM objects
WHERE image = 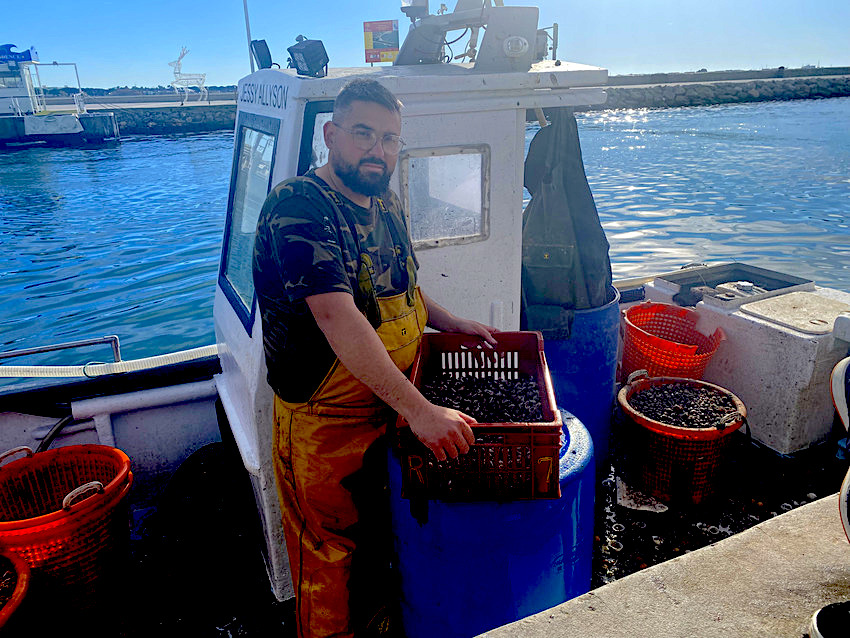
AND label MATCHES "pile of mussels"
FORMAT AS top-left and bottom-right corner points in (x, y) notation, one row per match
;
(421, 373), (544, 423)
(629, 383), (738, 429)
